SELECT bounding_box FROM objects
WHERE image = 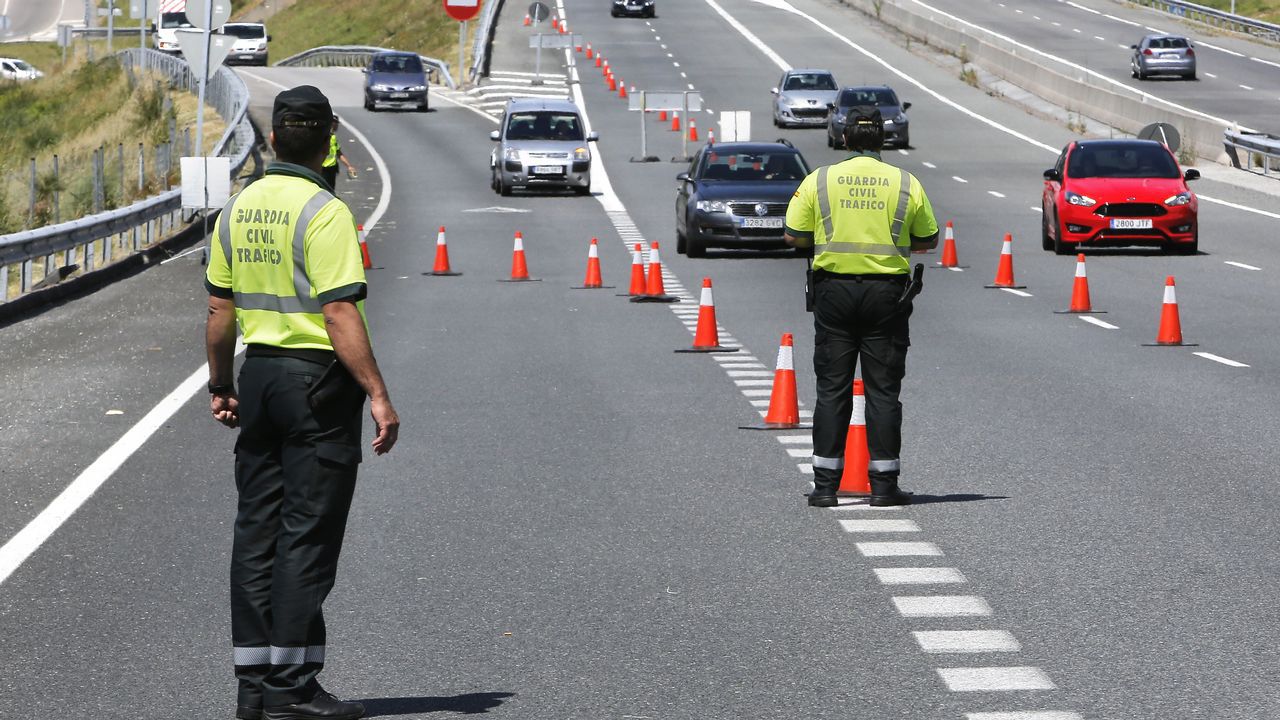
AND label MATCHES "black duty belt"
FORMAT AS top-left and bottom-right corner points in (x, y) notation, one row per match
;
(245, 344), (336, 365)
(813, 269), (909, 284)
